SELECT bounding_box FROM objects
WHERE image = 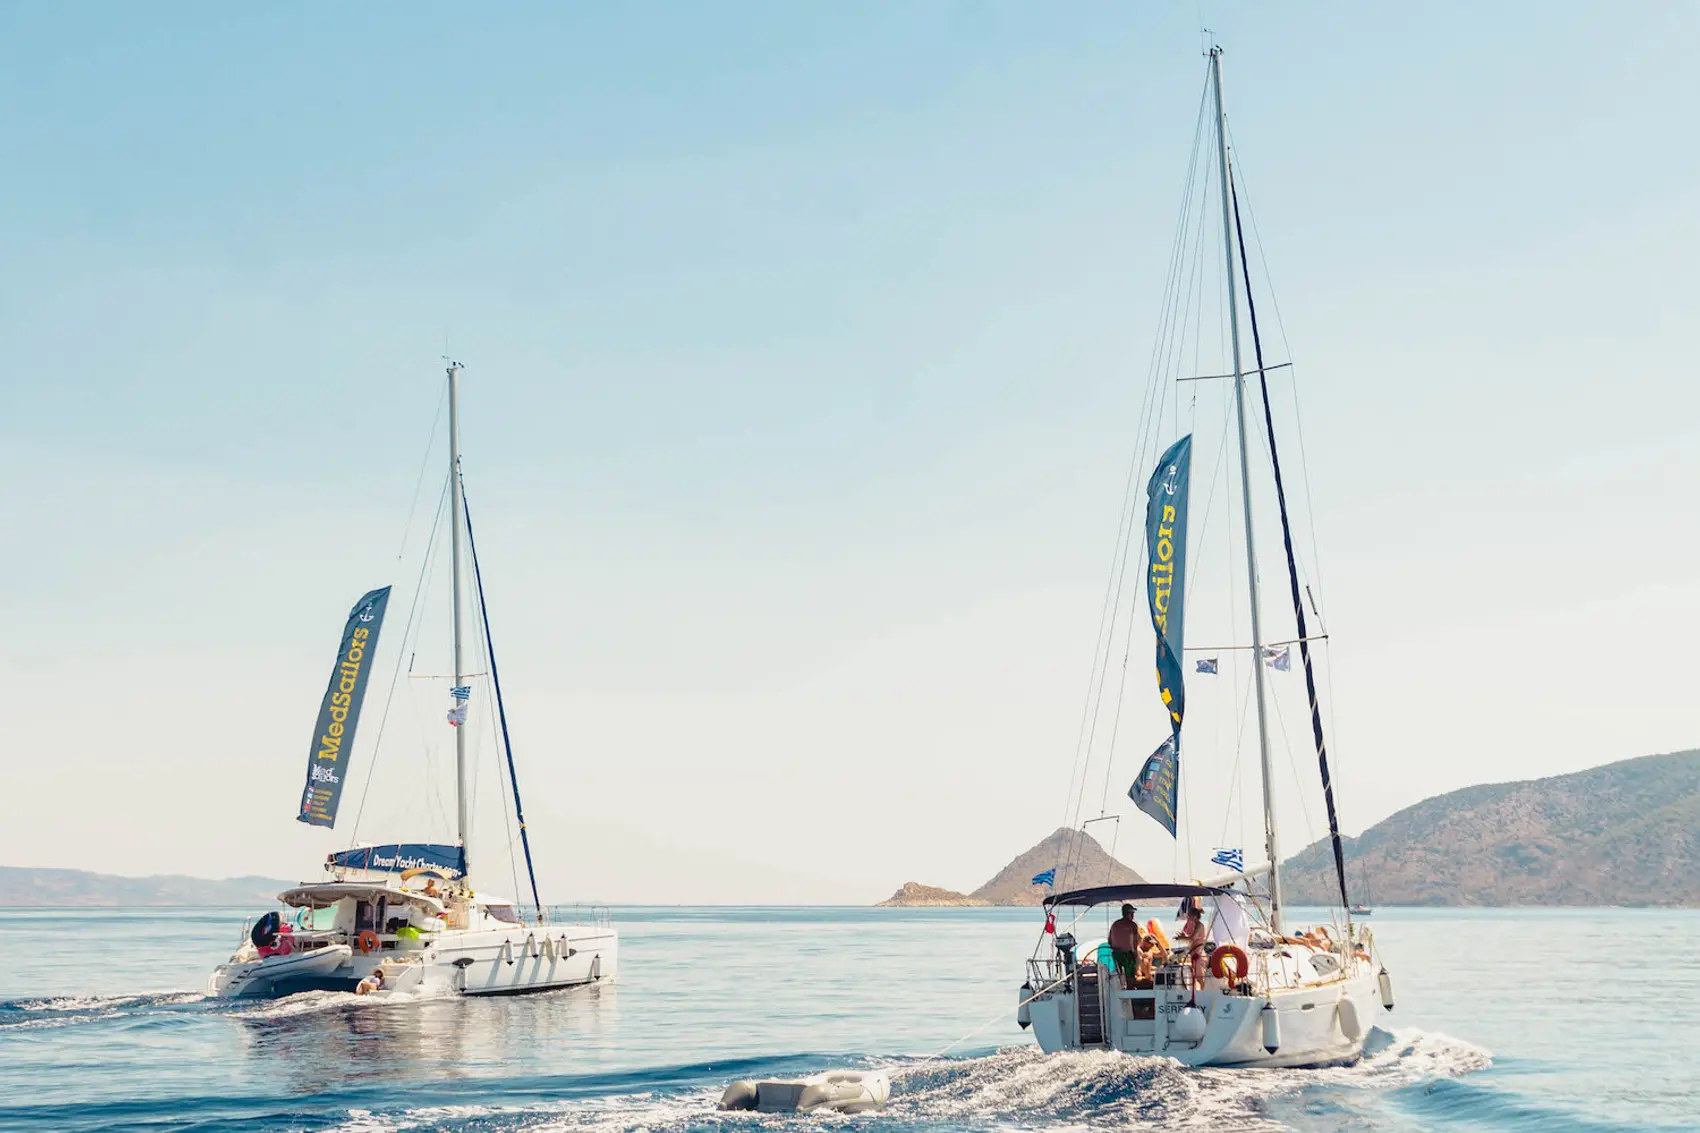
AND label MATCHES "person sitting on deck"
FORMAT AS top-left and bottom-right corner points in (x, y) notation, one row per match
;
(355, 968), (386, 996)
(1107, 903), (1141, 987)
(423, 878), (441, 899)
(1133, 933), (1163, 988)
(1177, 898), (1209, 990)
